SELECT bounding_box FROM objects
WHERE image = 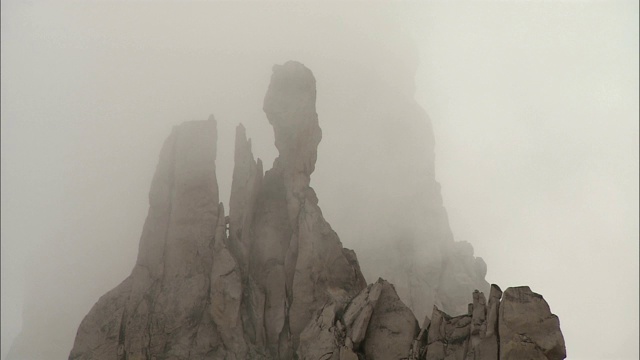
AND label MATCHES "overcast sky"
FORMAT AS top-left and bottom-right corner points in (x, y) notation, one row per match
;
(412, 3), (638, 359)
(1, 1), (638, 360)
